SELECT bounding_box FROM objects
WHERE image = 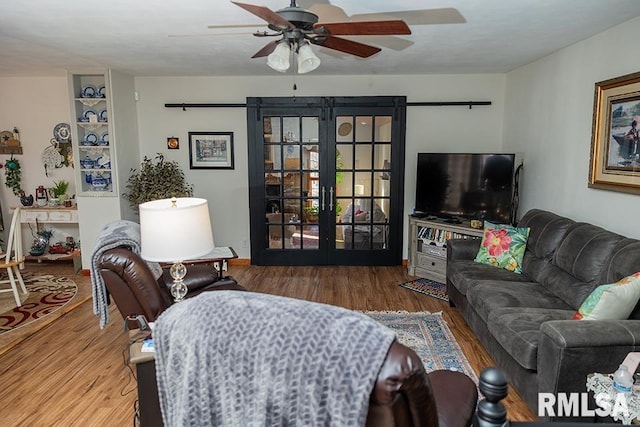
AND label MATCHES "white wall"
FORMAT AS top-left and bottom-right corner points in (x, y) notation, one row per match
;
(503, 16), (640, 238)
(0, 77), (77, 250)
(134, 74), (506, 258)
